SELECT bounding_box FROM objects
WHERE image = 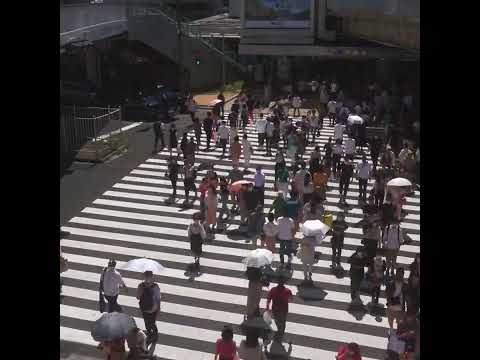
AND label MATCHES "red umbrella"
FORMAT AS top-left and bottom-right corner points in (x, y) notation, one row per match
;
(230, 180), (253, 193)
